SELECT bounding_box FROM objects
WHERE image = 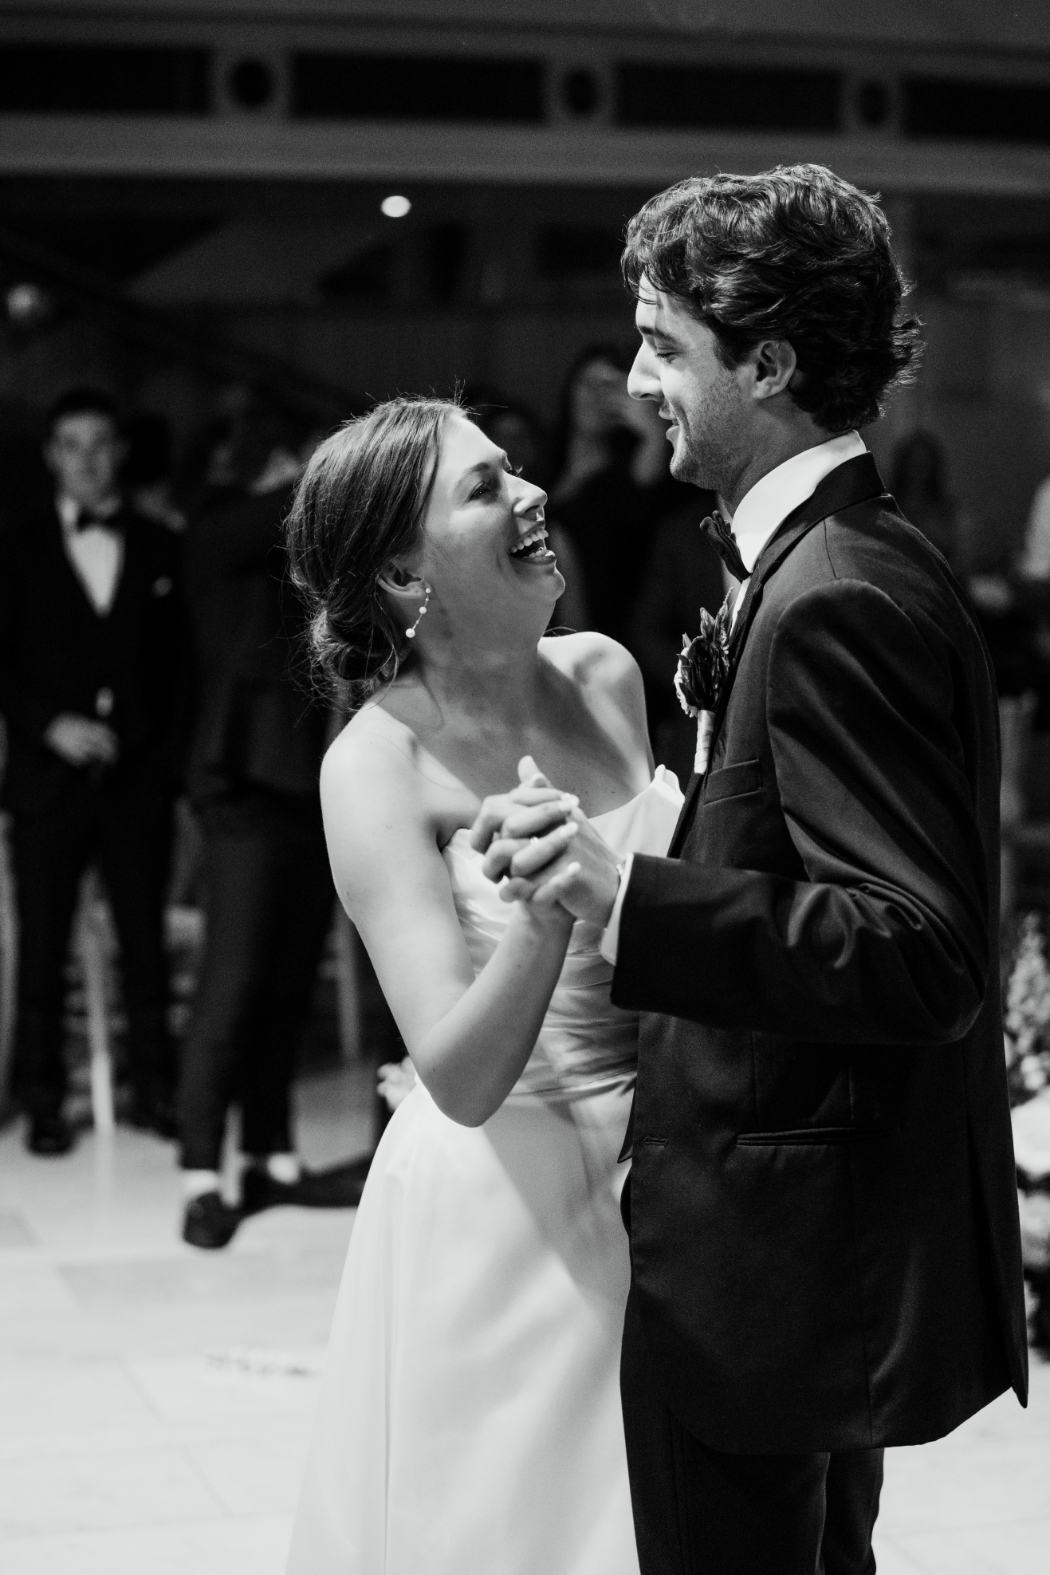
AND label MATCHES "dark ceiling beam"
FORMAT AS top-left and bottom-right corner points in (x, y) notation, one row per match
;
(0, 221), (359, 414)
